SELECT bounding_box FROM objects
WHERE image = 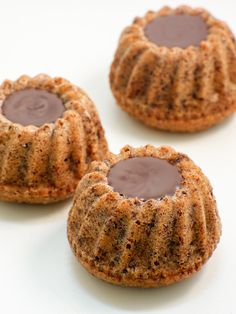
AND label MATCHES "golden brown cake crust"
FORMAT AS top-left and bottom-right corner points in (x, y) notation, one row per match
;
(0, 74), (108, 204)
(67, 145), (221, 287)
(110, 6), (236, 132)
